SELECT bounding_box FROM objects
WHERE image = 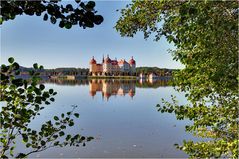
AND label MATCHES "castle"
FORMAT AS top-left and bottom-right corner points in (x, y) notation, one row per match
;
(89, 55), (136, 76)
